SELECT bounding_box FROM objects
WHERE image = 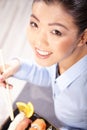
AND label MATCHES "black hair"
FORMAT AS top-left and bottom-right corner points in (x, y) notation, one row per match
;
(33, 0), (87, 35)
